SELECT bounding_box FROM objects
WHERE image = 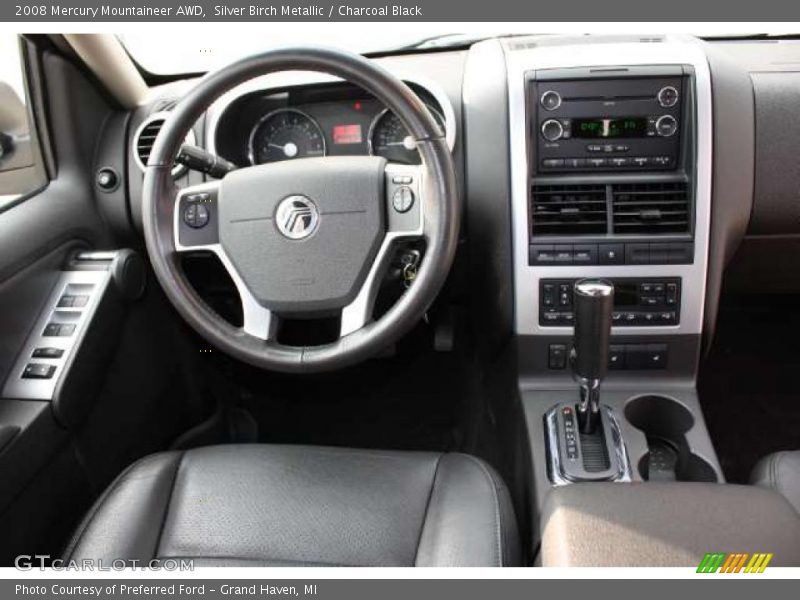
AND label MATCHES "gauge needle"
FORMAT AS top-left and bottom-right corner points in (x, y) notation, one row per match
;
(380, 136), (417, 151)
(268, 142), (299, 158)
